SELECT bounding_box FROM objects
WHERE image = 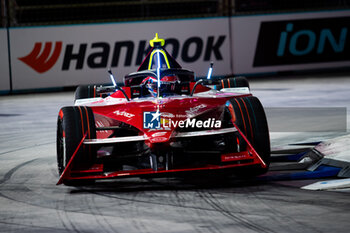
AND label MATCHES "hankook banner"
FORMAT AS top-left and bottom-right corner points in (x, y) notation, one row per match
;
(9, 18), (231, 90)
(231, 10), (350, 74)
(0, 29), (10, 93)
